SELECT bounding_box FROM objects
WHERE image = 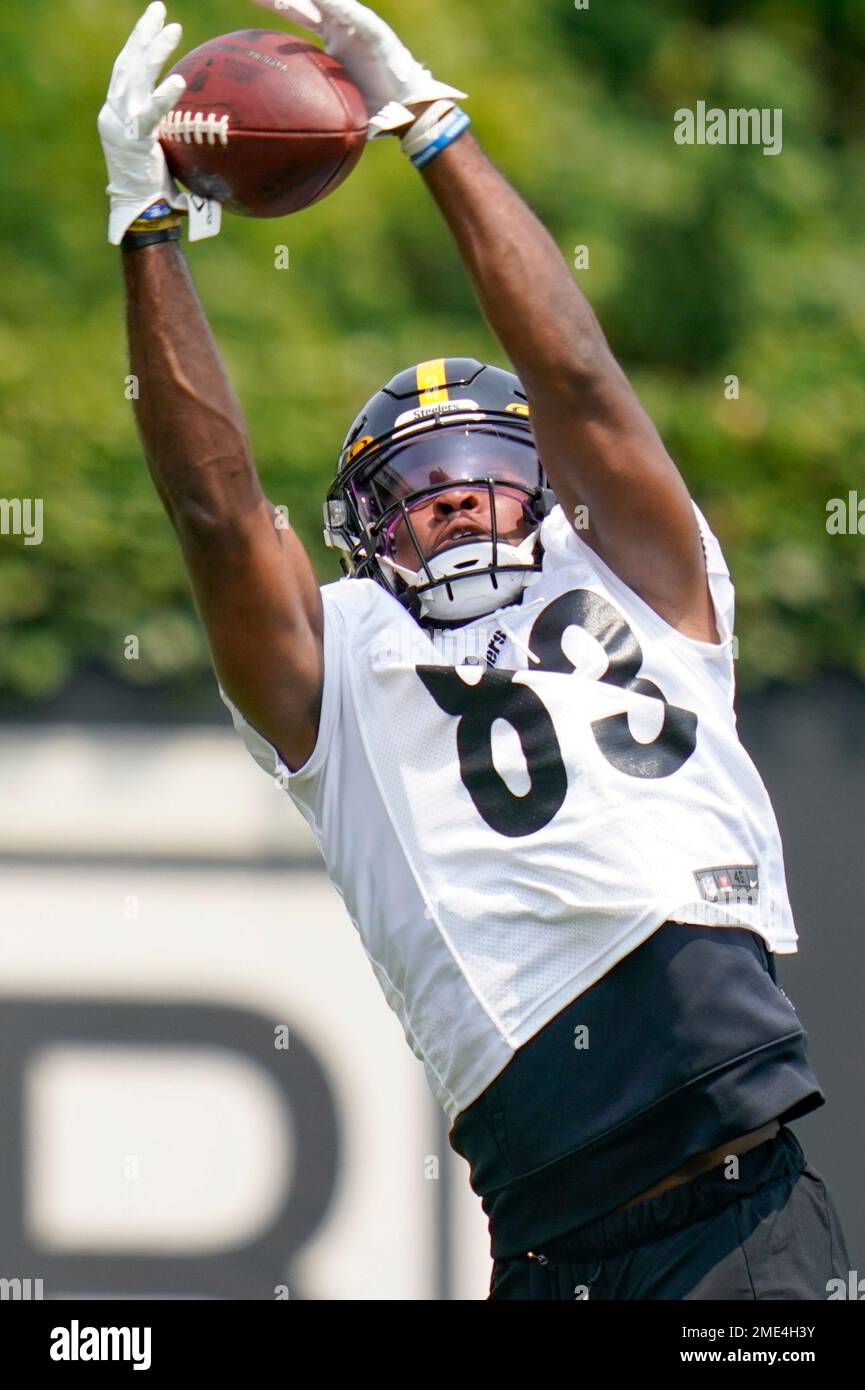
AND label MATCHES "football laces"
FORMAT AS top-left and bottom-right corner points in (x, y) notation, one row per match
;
(159, 110), (231, 146)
